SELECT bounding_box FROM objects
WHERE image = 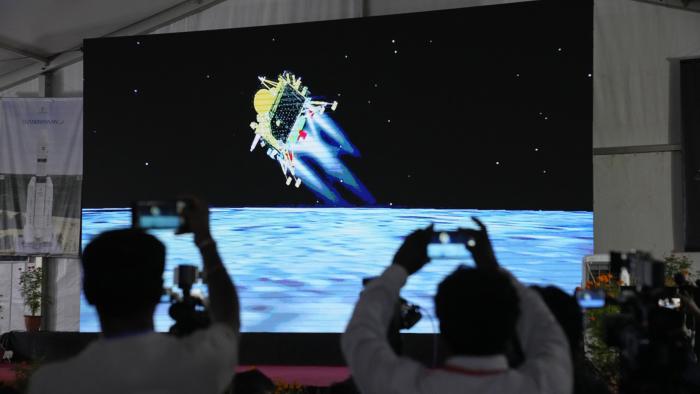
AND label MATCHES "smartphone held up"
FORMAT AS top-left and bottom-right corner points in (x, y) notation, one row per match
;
(427, 227), (477, 265)
(131, 200), (191, 233)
